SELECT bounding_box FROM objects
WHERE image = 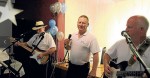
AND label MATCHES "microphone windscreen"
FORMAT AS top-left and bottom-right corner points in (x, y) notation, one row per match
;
(68, 34), (72, 39)
(121, 31), (126, 36)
